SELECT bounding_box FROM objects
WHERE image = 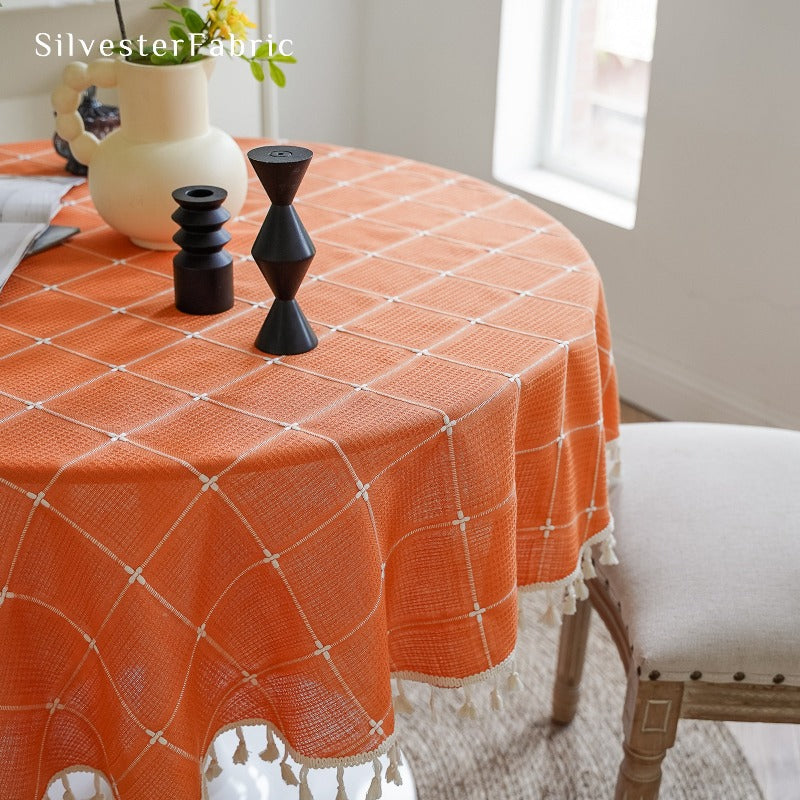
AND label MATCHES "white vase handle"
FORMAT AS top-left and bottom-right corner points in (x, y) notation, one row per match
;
(52, 59), (119, 167)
